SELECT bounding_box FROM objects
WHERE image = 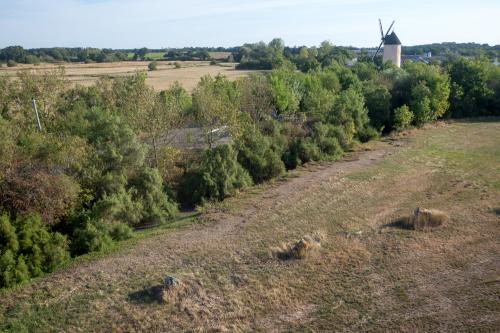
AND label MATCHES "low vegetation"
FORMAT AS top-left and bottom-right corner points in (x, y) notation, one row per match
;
(0, 120), (498, 332)
(409, 207), (449, 230)
(0, 38), (499, 290)
(275, 235), (322, 260)
(148, 61), (158, 71)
